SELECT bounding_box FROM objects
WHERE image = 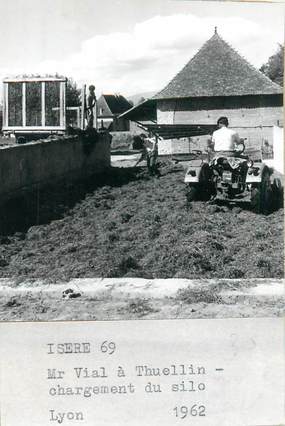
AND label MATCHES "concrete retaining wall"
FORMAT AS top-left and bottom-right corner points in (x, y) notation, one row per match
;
(0, 132), (111, 203)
